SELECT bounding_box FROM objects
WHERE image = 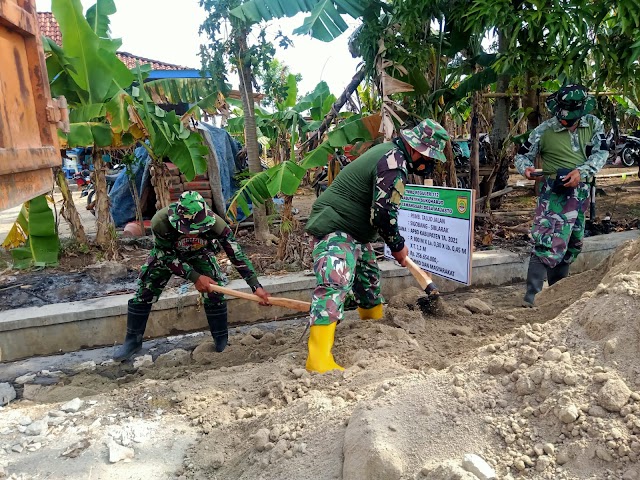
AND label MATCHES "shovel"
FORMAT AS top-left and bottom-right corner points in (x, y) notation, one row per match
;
(207, 284), (311, 312)
(404, 257), (445, 314)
